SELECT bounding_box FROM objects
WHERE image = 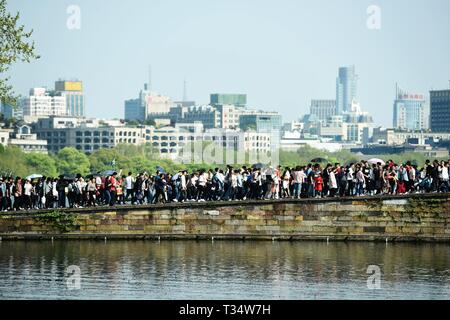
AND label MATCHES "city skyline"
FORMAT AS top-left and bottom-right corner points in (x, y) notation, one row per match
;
(6, 0), (450, 127)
